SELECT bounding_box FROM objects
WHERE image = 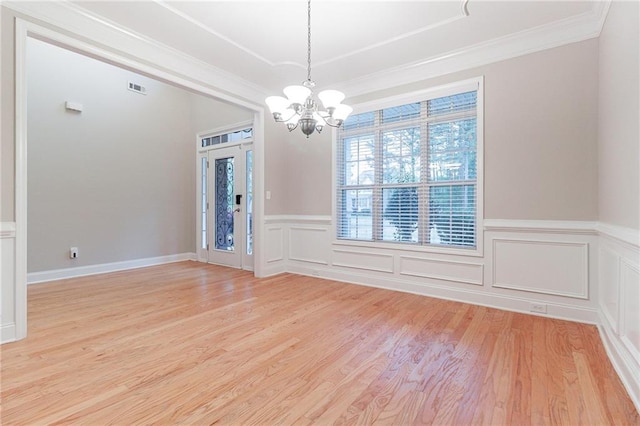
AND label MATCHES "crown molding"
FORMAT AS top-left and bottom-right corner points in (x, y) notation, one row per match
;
(154, 0), (278, 67)
(156, 0), (470, 70)
(311, 0), (470, 68)
(335, 1), (611, 97)
(3, 0), (269, 104)
(3, 0), (612, 101)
